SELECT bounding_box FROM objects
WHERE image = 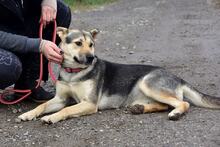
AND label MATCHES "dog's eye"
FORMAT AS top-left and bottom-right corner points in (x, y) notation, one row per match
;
(75, 41), (82, 46)
(89, 43), (94, 48)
